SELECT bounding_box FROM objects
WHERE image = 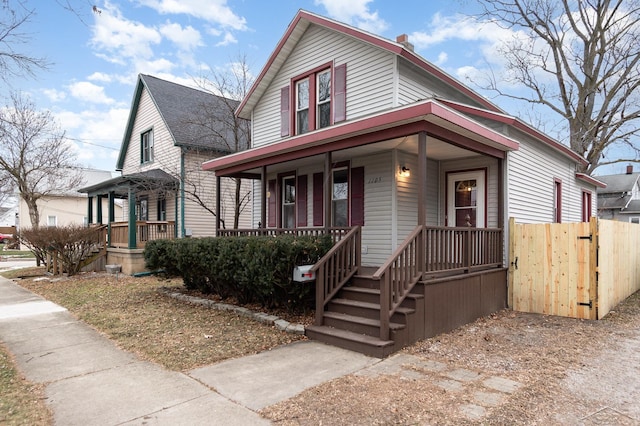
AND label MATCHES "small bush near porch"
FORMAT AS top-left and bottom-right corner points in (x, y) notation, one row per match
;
(144, 234), (333, 311)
